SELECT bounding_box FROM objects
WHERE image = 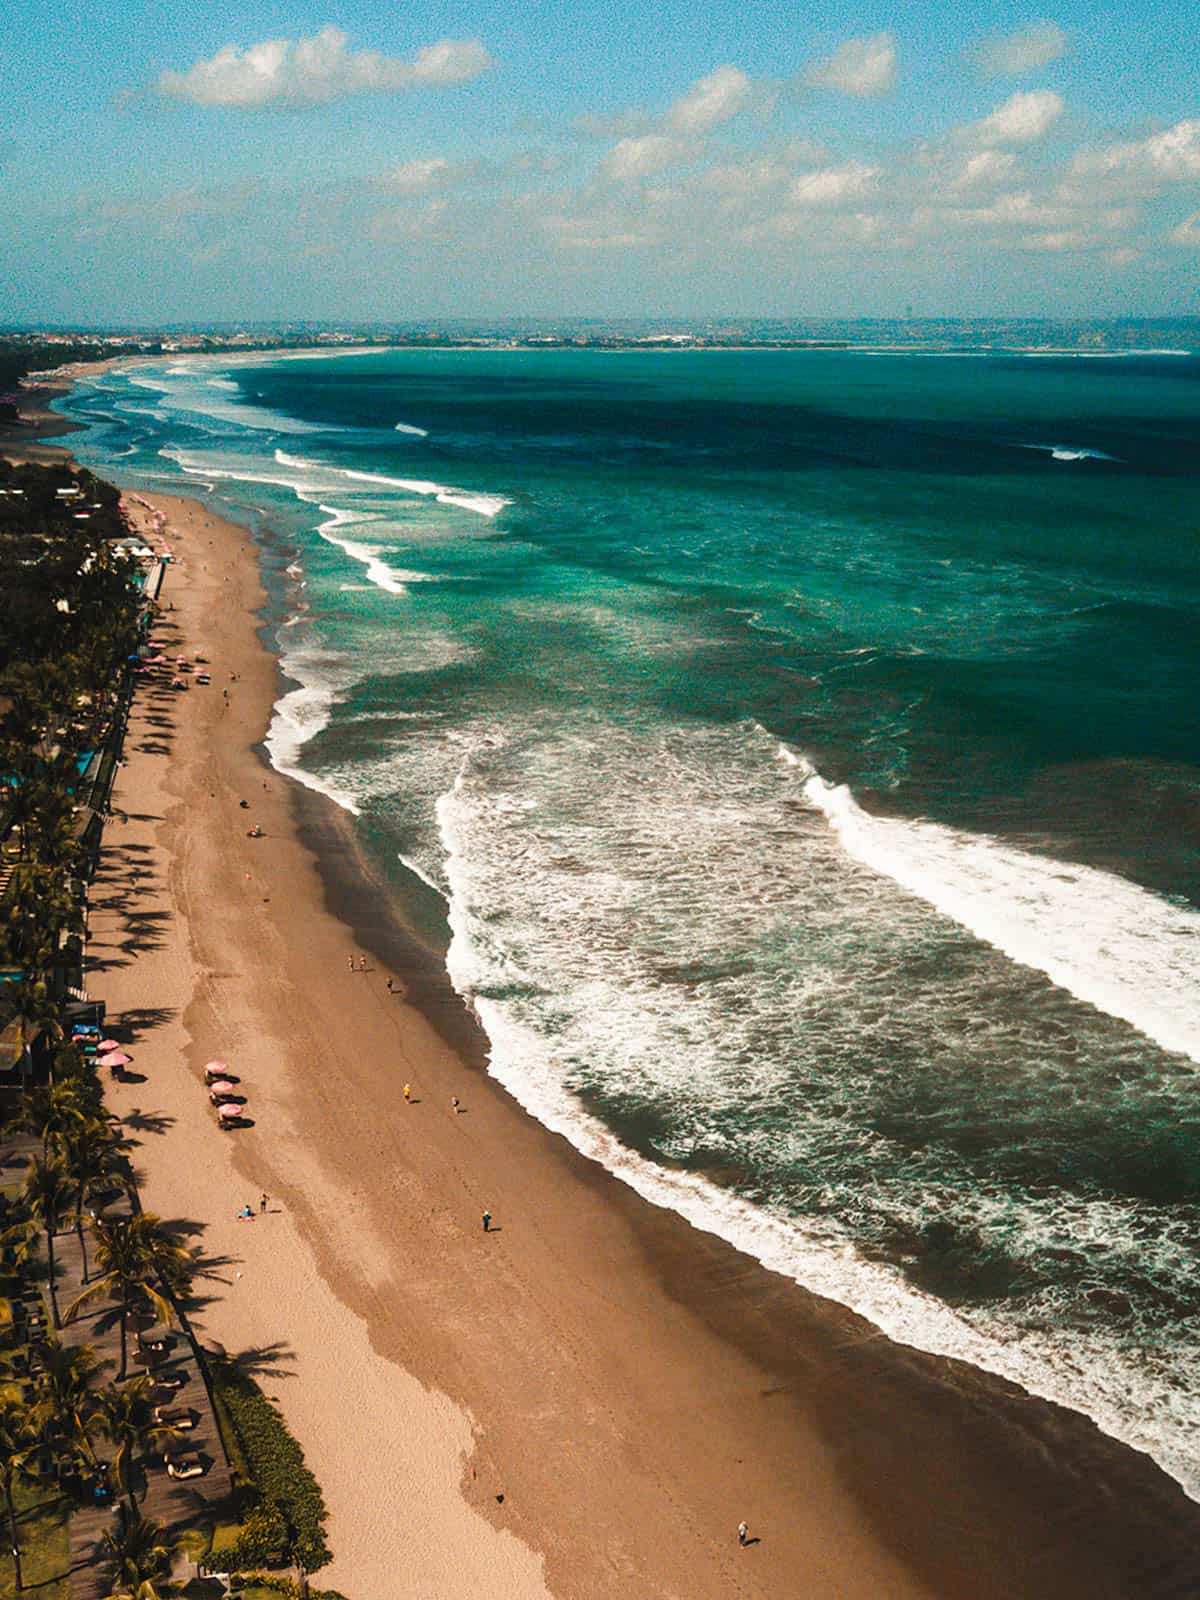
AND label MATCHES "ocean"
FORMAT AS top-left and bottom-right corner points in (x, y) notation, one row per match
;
(60, 332), (1200, 1501)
